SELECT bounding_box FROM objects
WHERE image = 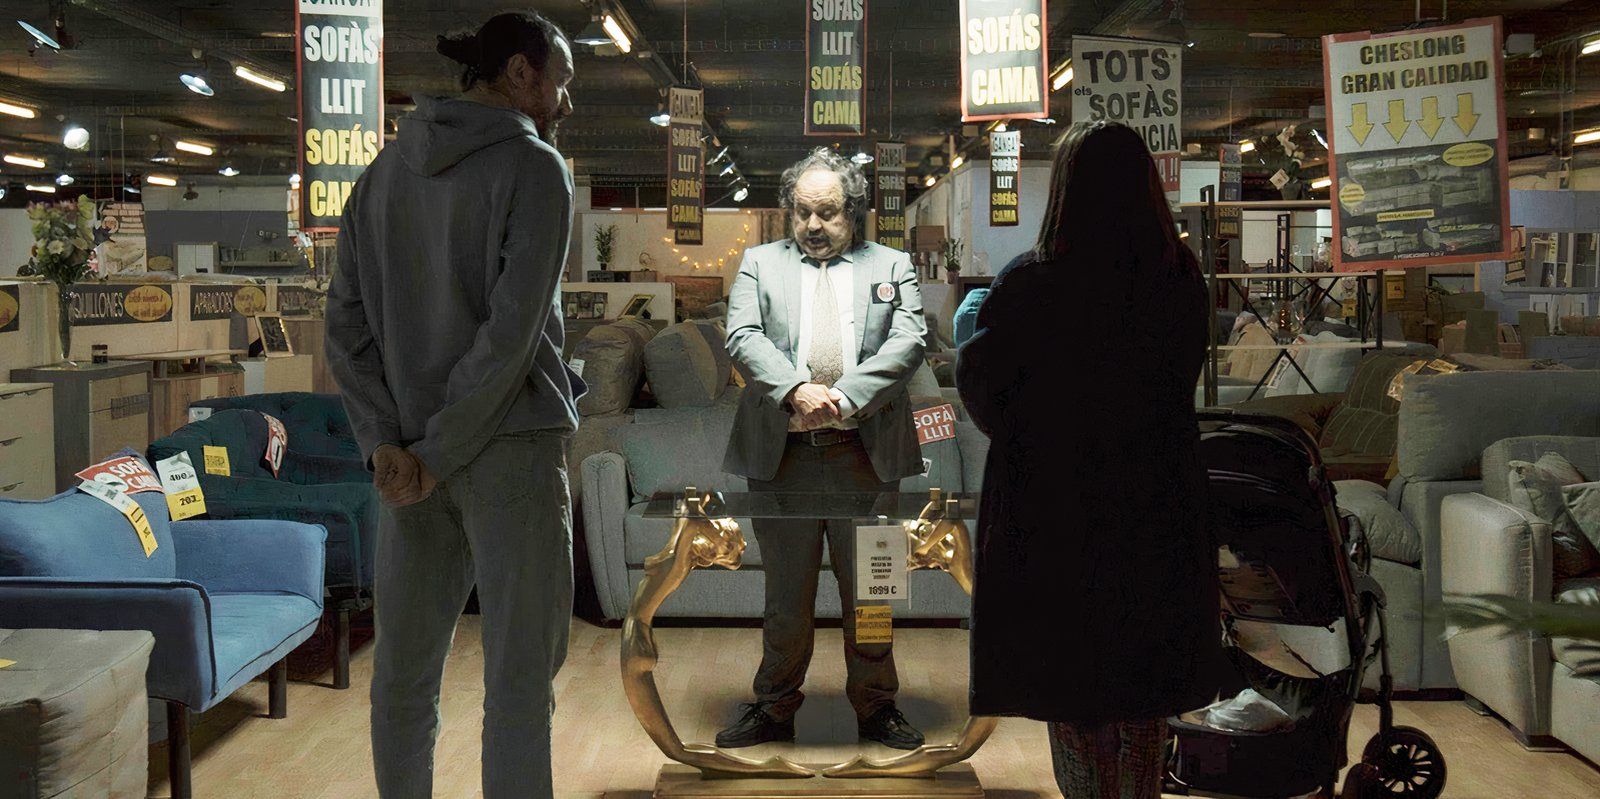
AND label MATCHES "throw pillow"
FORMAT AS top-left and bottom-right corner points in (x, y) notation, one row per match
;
(1562, 481), (1600, 556)
(1507, 453), (1599, 578)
